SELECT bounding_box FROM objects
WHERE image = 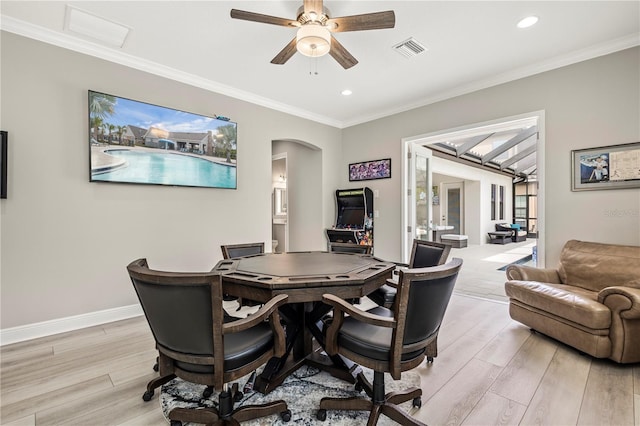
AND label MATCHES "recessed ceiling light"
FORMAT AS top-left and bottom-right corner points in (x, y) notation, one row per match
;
(341, 89), (353, 96)
(517, 16), (539, 29)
